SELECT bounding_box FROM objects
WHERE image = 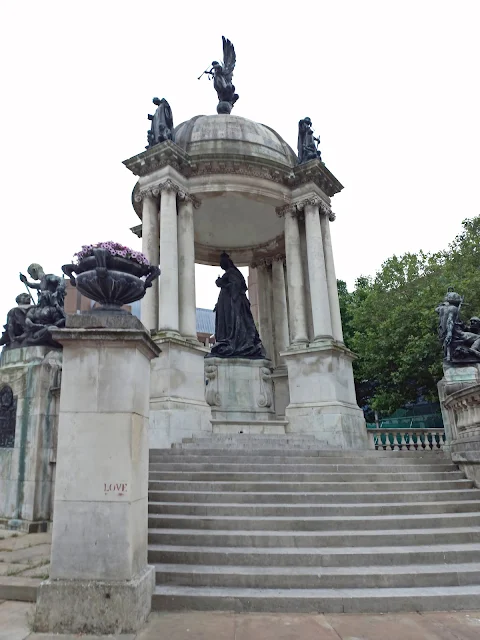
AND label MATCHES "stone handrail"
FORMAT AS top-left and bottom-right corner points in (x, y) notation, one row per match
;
(367, 427), (446, 451)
